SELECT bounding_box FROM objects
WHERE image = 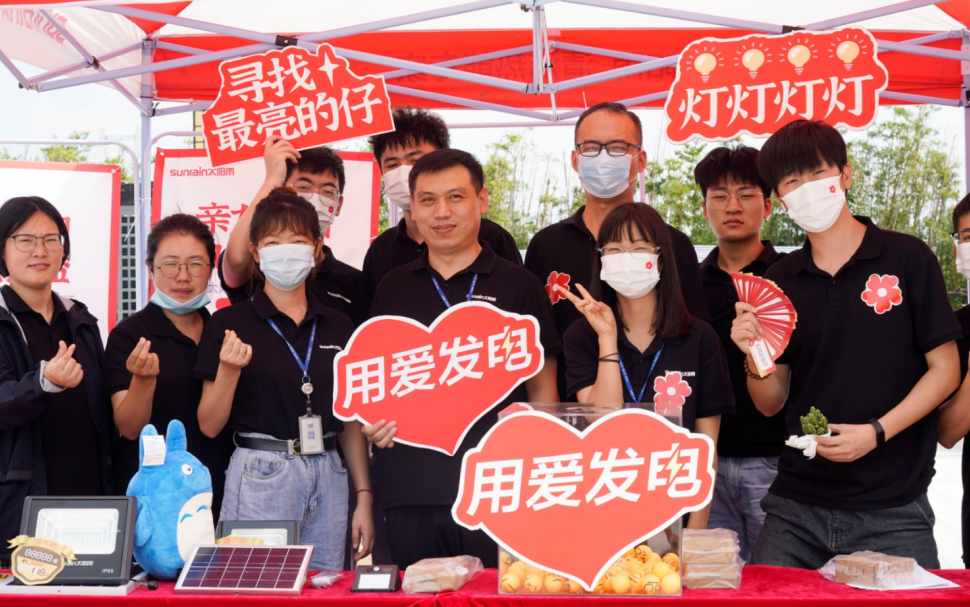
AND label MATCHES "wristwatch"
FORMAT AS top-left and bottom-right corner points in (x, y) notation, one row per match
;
(868, 418), (885, 448)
